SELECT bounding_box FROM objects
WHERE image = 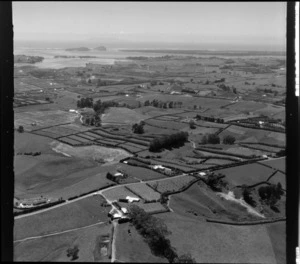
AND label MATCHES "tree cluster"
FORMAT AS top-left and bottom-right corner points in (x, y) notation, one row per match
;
(258, 183), (284, 208)
(77, 97), (93, 108)
(149, 132), (188, 152)
(196, 114), (224, 123)
(66, 245), (79, 261)
(222, 135), (236, 145)
(128, 205), (196, 263)
(132, 121), (145, 134)
(241, 185), (256, 207)
(201, 133), (220, 144)
(93, 99), (119, 114)
(17, 125), (24, 133)
(205, 173), (228, 192)
(276, 149), (285, 157)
